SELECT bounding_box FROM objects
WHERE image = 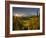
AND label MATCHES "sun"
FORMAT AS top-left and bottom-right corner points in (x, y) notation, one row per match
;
(15, 14), (23, 17)
(15, 14), (19, 16)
